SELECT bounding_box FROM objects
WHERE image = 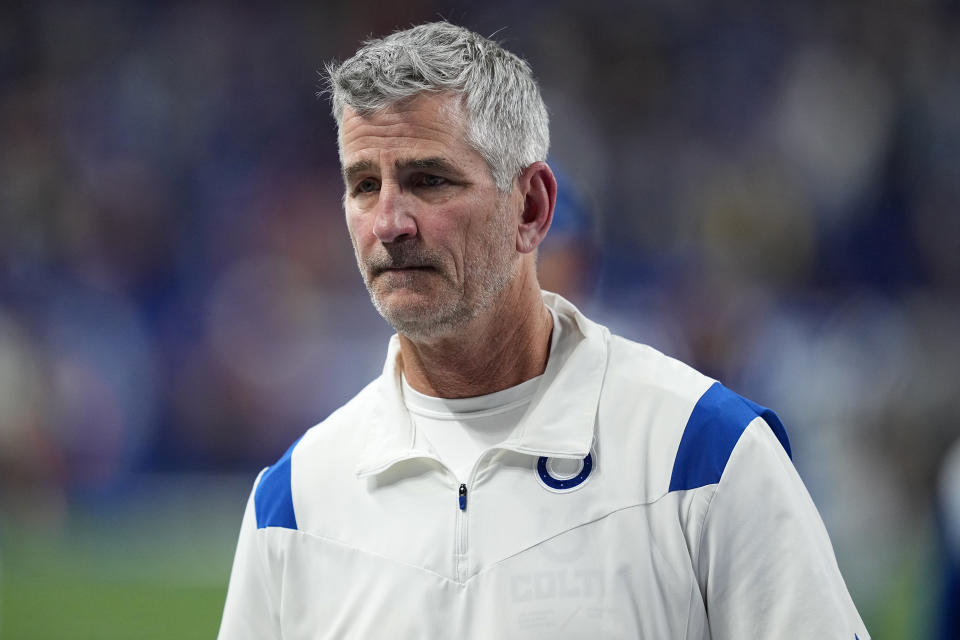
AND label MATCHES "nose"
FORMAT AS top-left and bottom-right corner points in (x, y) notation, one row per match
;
(372, 183), (417, 243)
